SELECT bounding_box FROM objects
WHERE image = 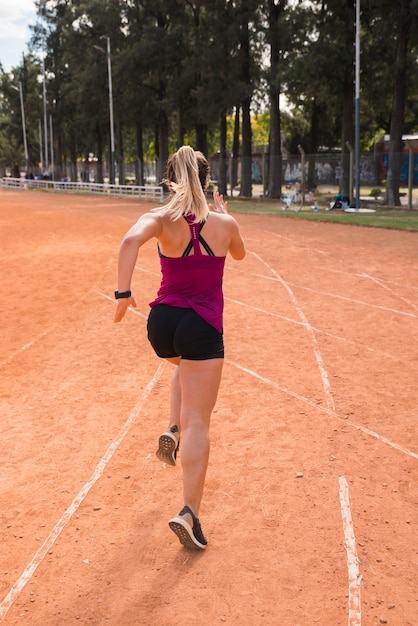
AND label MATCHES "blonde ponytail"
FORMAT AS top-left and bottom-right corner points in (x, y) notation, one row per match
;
(157, 146), (210, 222)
